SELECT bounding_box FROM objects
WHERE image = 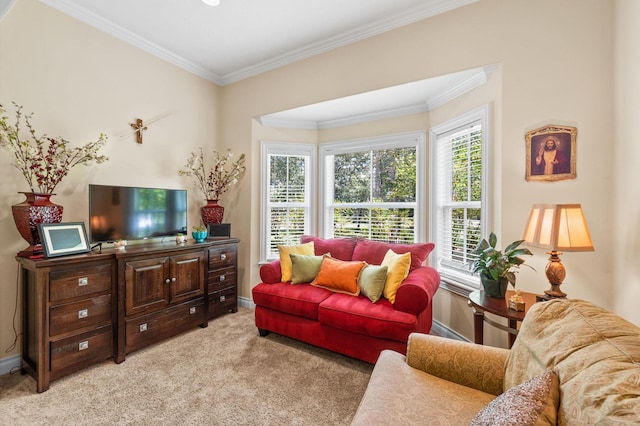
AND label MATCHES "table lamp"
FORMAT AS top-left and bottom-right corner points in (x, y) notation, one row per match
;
(522, 204), (594, 298)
